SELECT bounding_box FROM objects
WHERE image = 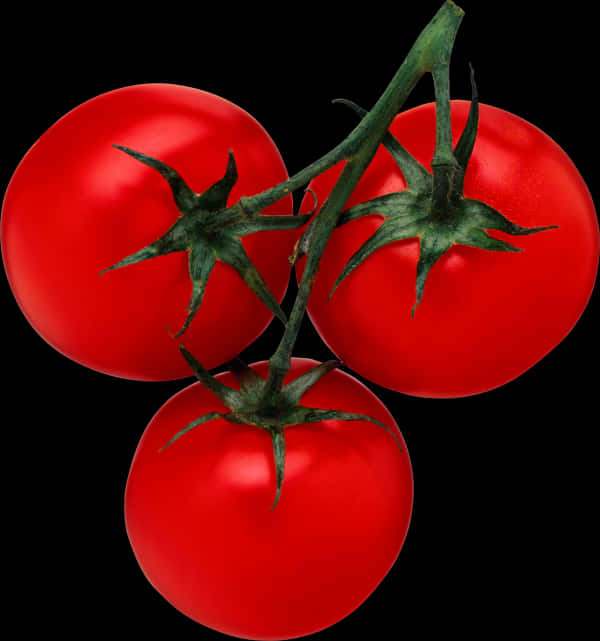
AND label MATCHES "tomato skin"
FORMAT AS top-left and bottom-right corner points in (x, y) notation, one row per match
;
(298, 101), (599, 398)
(1, 84), (294, 381)
(124, 358), (413, 639)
